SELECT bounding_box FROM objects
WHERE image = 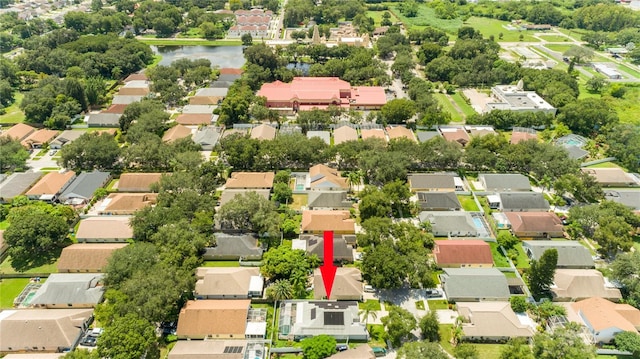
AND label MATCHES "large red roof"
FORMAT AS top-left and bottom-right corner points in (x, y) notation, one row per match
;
(434, 240), (493, 266)
(257, 77), (386, 106)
